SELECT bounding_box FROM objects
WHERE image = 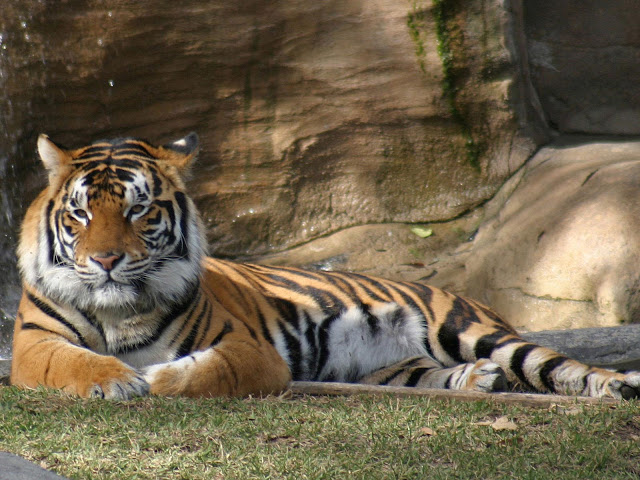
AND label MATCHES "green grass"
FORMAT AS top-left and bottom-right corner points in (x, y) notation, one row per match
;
(1, 387), (640, 479)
